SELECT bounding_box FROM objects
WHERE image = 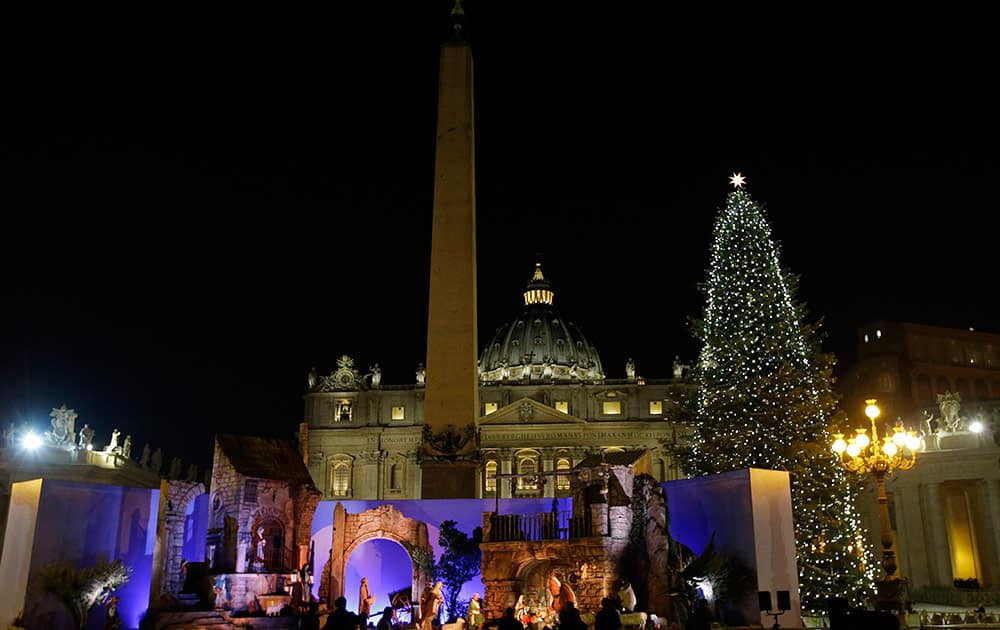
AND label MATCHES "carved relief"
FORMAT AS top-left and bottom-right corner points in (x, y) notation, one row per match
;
(519, 401), (535, 423)
(421, 423), (478, 460)
(317, 355), (362, 392)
